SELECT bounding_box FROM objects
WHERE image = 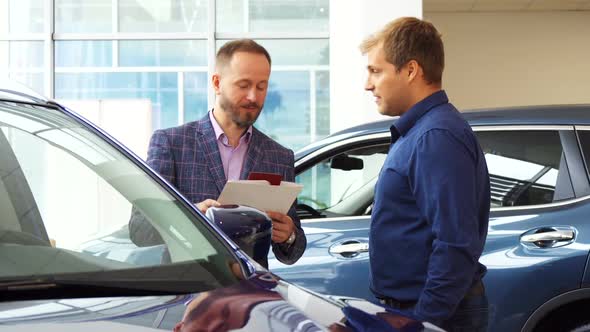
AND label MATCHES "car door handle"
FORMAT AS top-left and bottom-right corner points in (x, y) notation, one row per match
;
(329, 242), (369, 255)
(521, 229), (574, 243)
